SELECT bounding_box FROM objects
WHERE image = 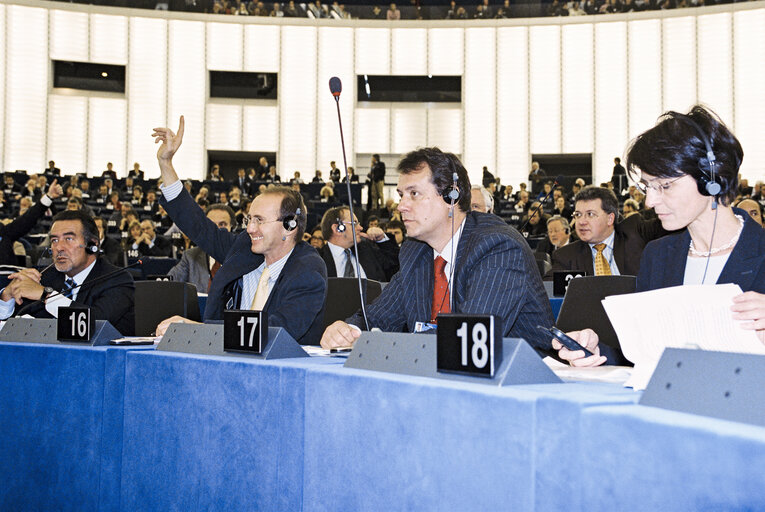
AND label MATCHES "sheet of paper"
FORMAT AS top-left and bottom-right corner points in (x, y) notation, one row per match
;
(543, 357), (633, 385)
(602, 284), (764, 390)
